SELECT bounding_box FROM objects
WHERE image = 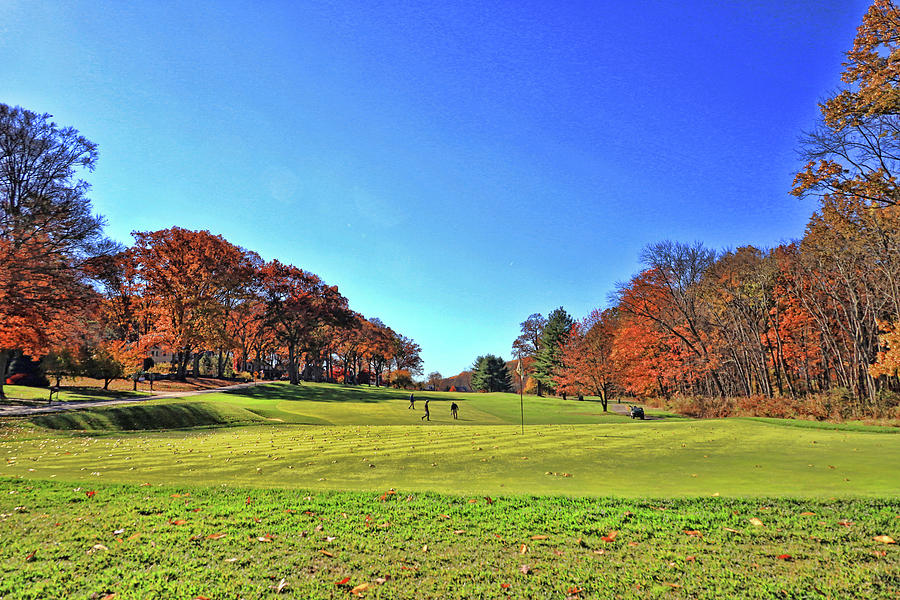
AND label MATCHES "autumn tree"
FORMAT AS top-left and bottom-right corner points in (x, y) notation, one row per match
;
(793, 0), (900, 209)
(512, 312), (547, 396)
(556, 309), (619, 410)
(426, 371), (443, 390)
(471, 354), (512, 392)
(0, 104), (110, 398)
(260, 260), (353, 384)
(532, 307), (574, 395)
(130, 227), (258, 379)
(392, 334), (423, 378)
